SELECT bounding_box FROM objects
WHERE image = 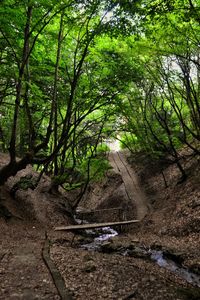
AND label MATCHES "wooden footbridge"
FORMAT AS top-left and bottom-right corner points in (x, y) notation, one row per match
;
(55, 219), (139, 231)
(55, 207), (139, 231)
